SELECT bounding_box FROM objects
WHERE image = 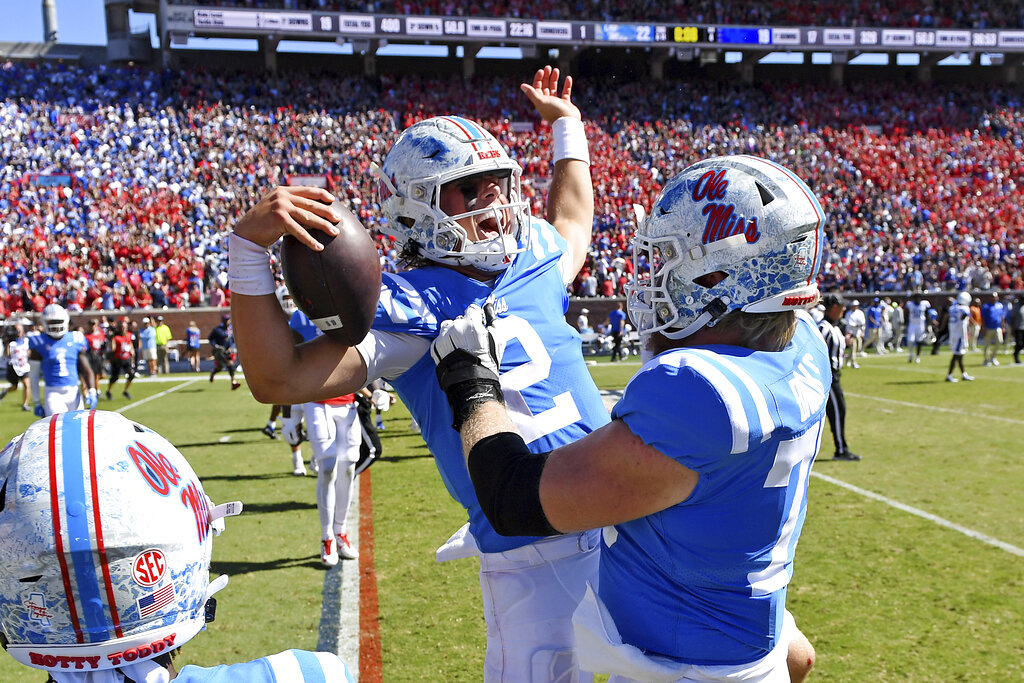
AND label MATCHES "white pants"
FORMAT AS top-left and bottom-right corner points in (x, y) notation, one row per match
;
(304, 402), (359, 539)
(477, 530), (600, 683)
(574, 585), (795, 683)
(44, 385), (83, 416)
